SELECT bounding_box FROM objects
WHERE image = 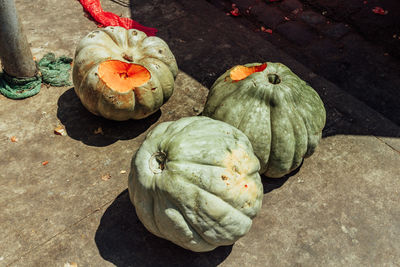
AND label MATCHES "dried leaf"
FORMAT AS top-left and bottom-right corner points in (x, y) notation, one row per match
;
(292, 8), (301, 15)
(246, 6), (252, 14)
(101, 173), (111, 181)
(54, 125), (66, 136)
(42, 161), (49, 166)
(10, 136), (18, 142)
(94, 127), (104, 135)
(372, 7), (388, 15)
(261, 26), (273, 34)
